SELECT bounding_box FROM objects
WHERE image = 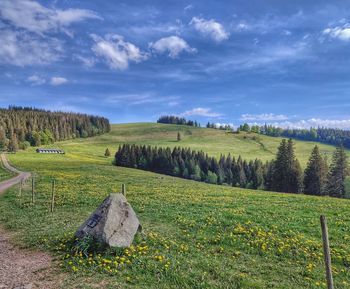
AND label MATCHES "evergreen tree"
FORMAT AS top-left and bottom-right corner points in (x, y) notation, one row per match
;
(206, 171), (218, 184)
(8, 133), (19, 153)
(105, 148), (111, 157)
(271, 139), (288, 192)
(271, 139), (302, 193)
(325, 145), (348, 198)
(251, 159), (264, 189)
(286, 139), (303, 193)
(177, 131), (182, 141)
(304, 146), (327, 195)
(0, 127), (8, 151)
